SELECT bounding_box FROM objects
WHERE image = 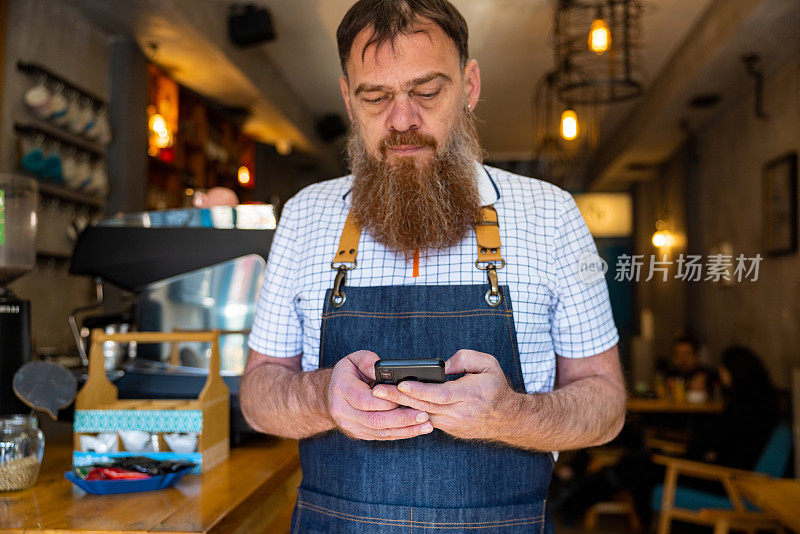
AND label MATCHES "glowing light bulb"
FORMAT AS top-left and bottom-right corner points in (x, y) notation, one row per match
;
(149, 114), (168, 137)
(560, 109), (579, 140)
(652, 230), (675, 248)
(148, 113), (172, 148)
(588, 18), (611, 54)
(237, 165), (251, 185)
